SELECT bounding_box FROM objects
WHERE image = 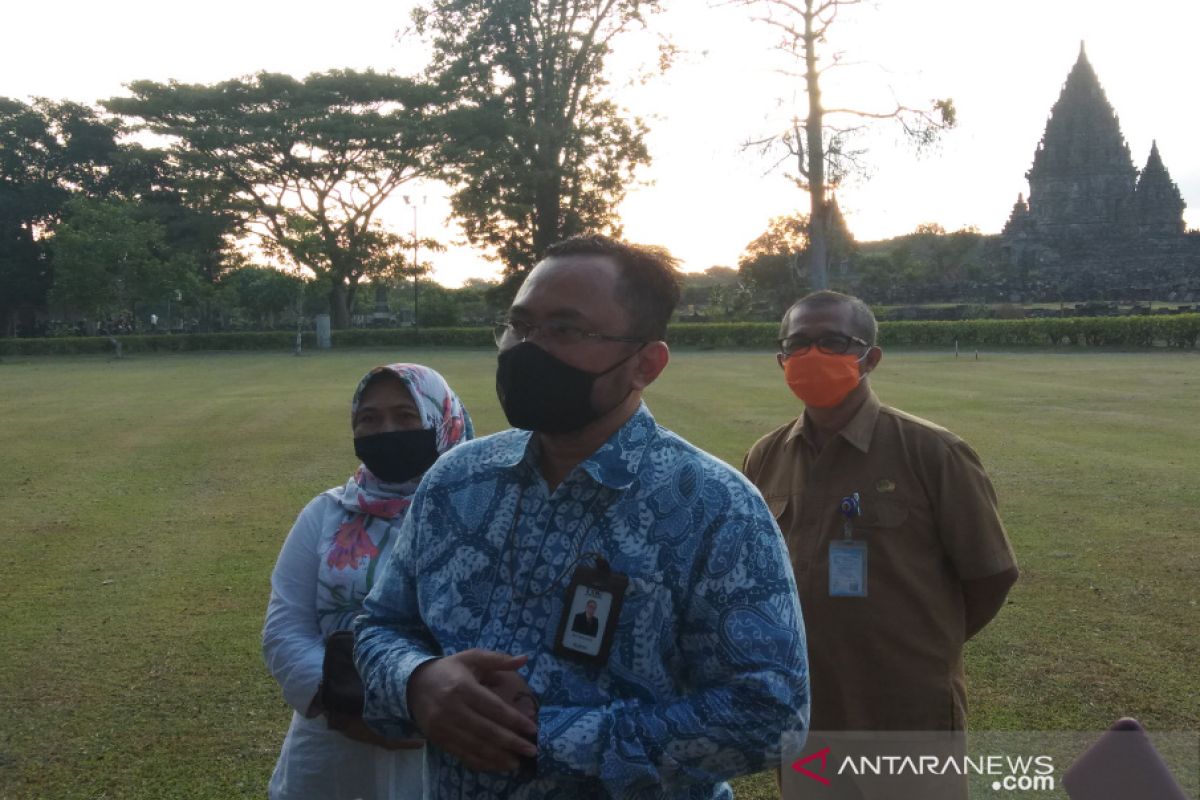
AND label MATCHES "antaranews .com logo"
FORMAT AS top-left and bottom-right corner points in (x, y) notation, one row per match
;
(792, 746), (1056, 792)
(784, 727), (1199, 799)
